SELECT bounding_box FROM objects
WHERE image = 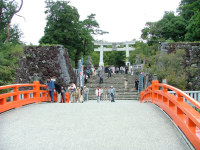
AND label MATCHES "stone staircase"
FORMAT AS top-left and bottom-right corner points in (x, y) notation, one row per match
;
(85, 73), (138, 100)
